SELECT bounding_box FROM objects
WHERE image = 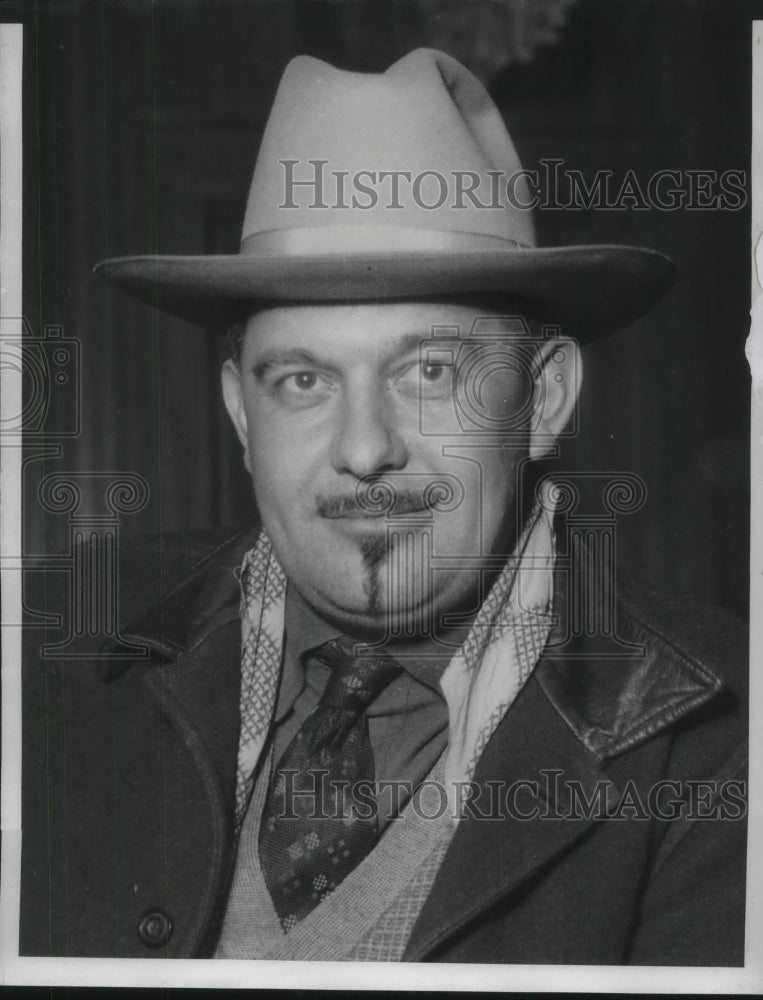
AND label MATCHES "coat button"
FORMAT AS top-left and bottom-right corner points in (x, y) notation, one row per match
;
(138, 908), (173, 948)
